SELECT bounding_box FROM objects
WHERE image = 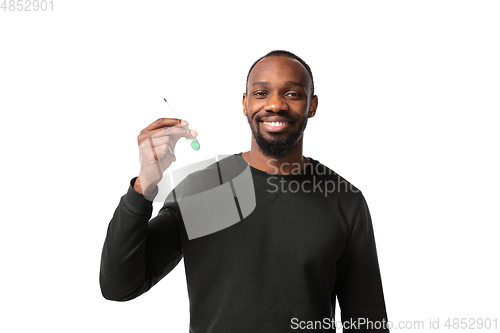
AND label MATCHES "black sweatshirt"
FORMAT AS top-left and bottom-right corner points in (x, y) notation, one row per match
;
(100, 153), (389, 332)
